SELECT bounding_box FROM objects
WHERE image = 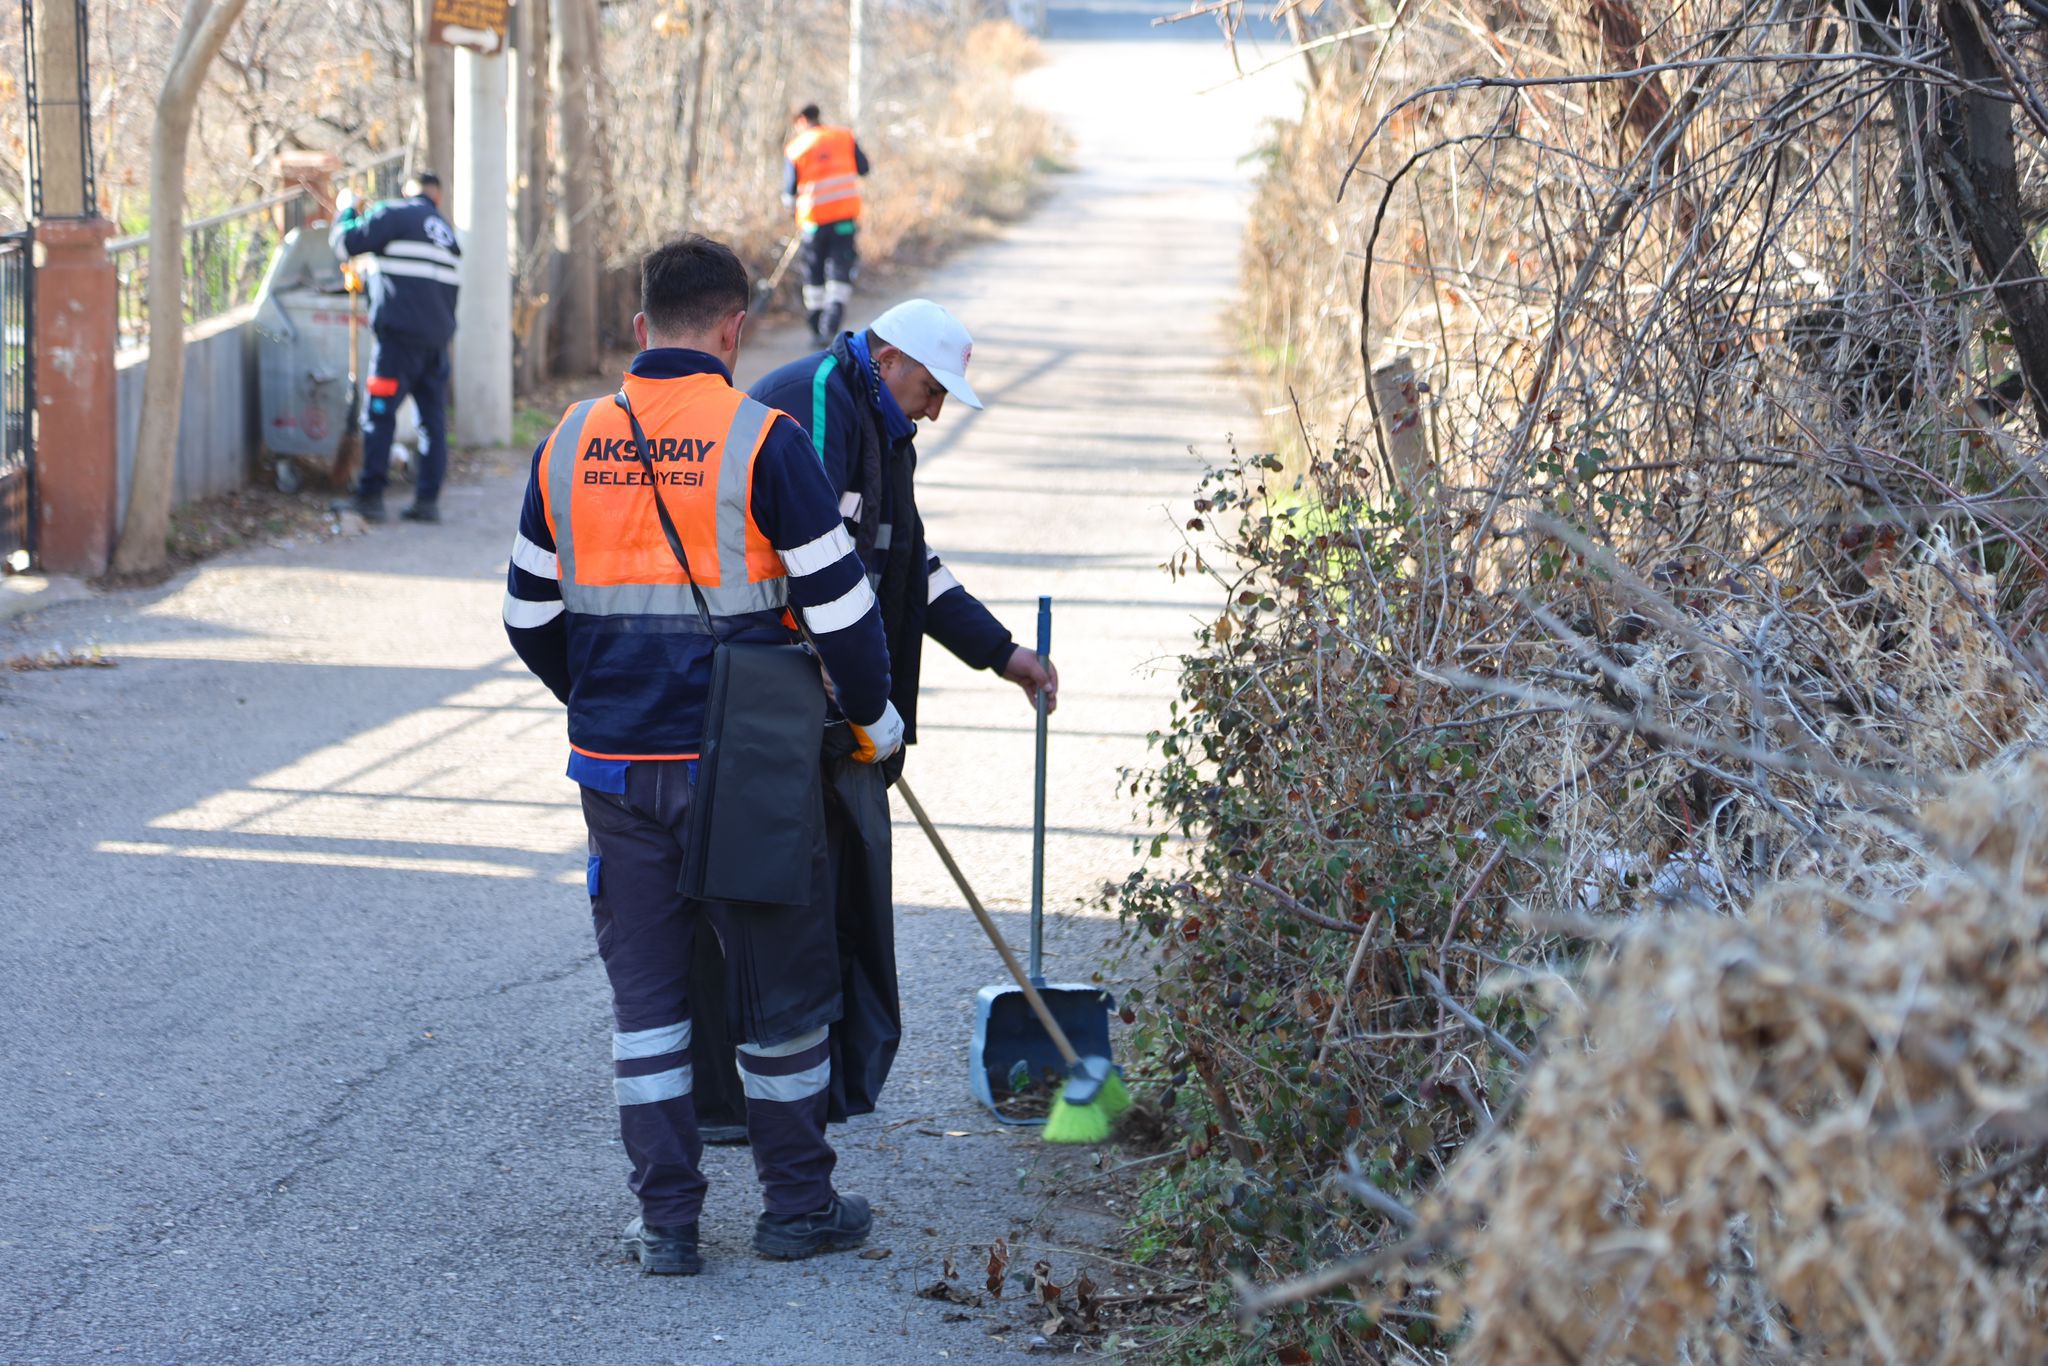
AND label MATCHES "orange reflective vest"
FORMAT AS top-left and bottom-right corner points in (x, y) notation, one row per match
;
(539, 374), (788, 627)
(785, 125), (863, 227)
